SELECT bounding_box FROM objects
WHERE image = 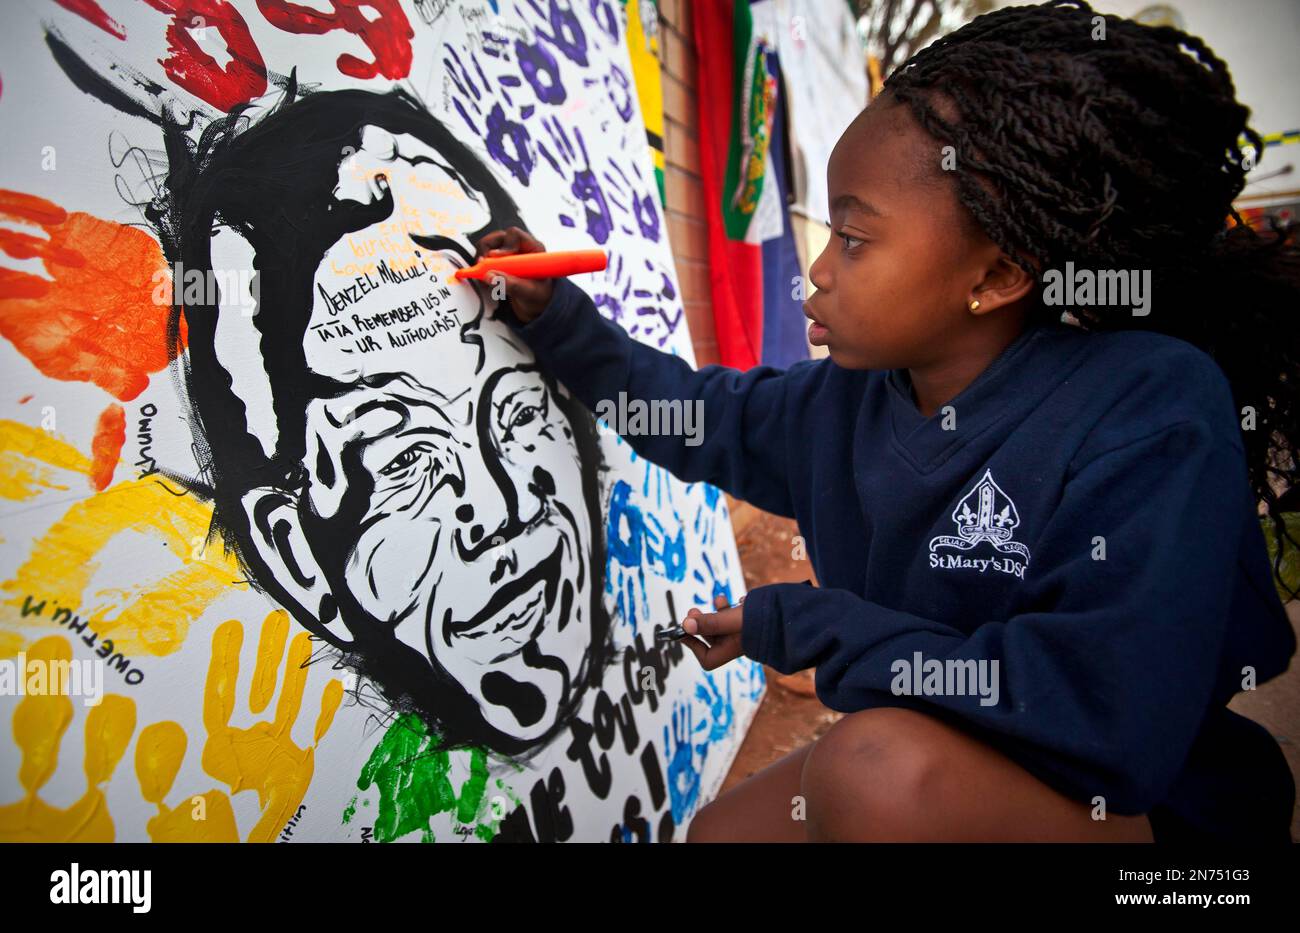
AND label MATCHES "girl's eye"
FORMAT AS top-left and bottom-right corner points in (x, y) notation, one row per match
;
(838, 232), (864, 250)
(380, 442), (436, 476)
